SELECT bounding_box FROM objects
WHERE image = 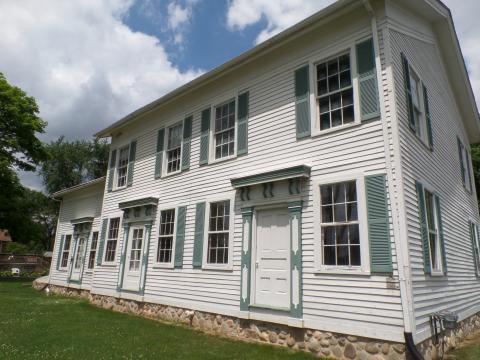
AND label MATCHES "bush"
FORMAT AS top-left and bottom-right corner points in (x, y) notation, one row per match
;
(0, 269), (49, 278)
